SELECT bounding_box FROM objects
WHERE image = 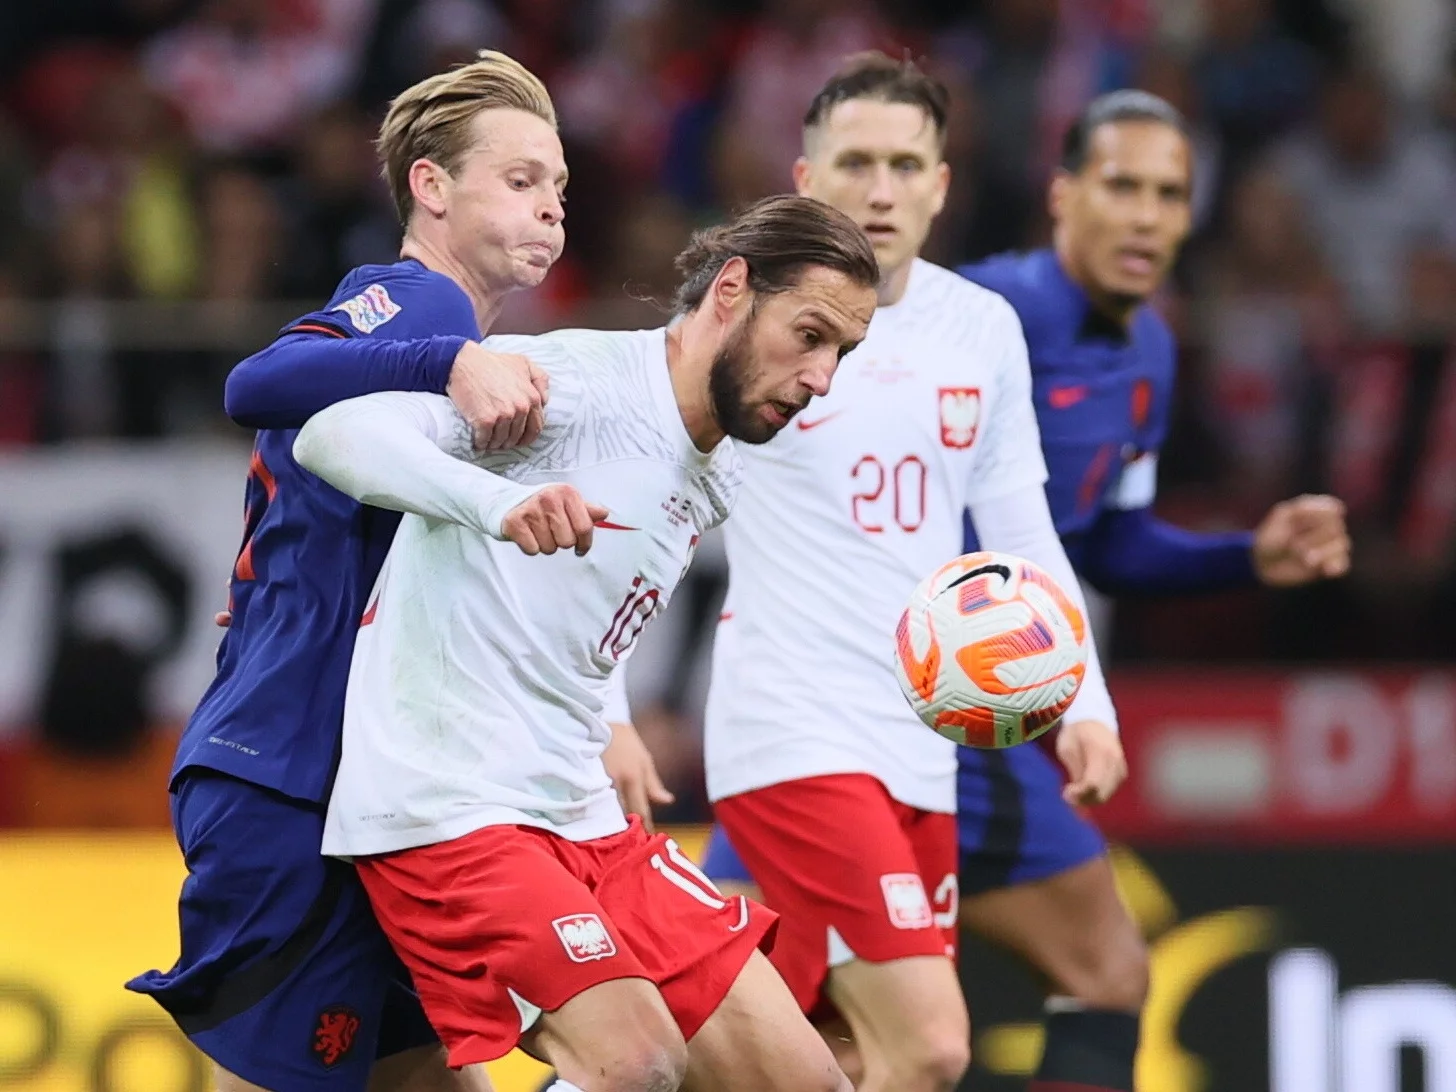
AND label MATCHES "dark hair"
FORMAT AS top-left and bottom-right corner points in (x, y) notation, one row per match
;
(802, 51), (950, 147)
(672, 194), (879, 314)
(1060, 90), (1189, 173)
